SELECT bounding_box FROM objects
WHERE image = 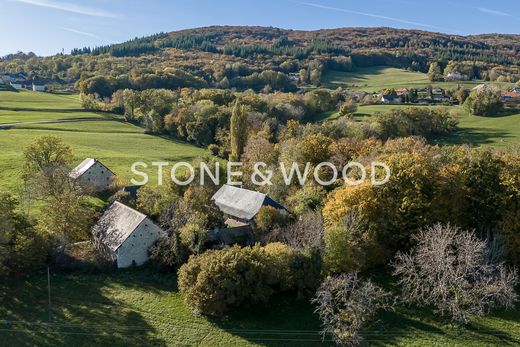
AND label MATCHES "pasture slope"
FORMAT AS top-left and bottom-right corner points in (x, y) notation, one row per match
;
(321, 66), (514, 92)
(318, 104), (520, 148)
(0, 90), (207, 191)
